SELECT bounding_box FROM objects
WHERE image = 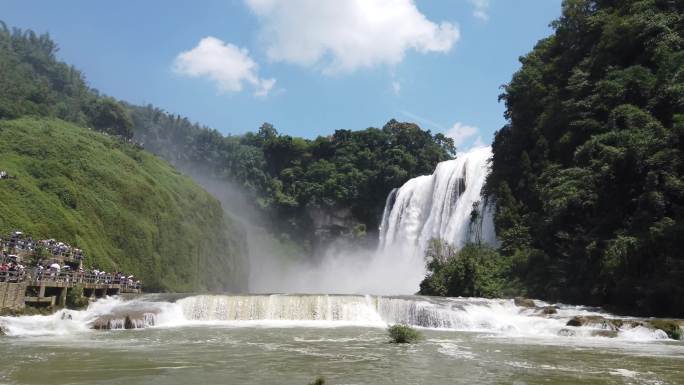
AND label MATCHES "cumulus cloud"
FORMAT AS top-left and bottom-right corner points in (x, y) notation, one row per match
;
(174, 36), (275, 96)
(445, 122), (479, 147)
(468, 0), (490, 21)
(245, 0), (459, 73)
